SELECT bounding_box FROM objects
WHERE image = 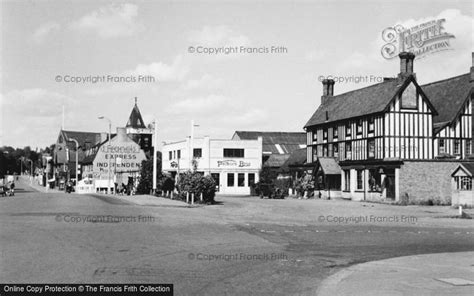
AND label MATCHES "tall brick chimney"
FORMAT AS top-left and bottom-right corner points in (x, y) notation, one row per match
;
(321, 79), (335, 105)
(398, 51), (415, 80)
